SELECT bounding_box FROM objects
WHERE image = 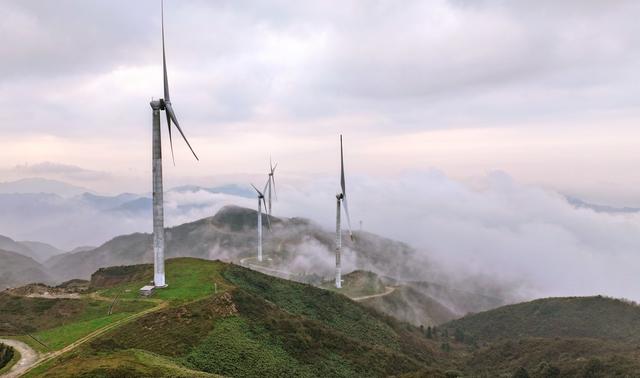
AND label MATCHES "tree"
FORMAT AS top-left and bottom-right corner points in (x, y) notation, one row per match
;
(454, 328), (465, 342)
(512, 367), (530, 378)
(535, 361), (561, 378)
(440, 342), (451, 352)
(426, 326), (433, 339)
(582, 358), (605, 378)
